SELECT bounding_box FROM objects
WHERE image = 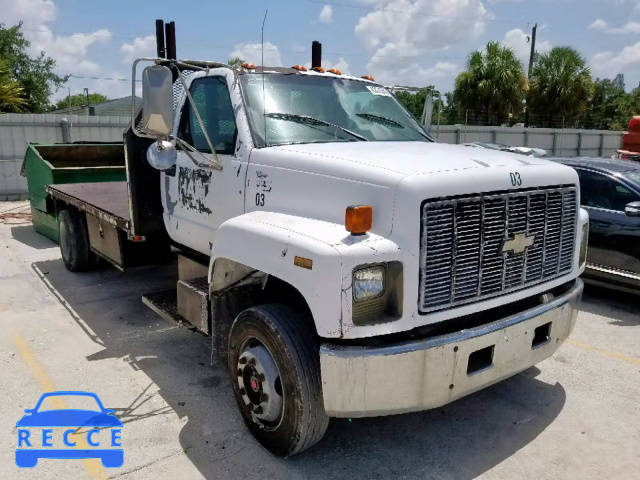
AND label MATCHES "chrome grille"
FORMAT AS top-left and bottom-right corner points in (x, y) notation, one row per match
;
(419, 186), (577, 313)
